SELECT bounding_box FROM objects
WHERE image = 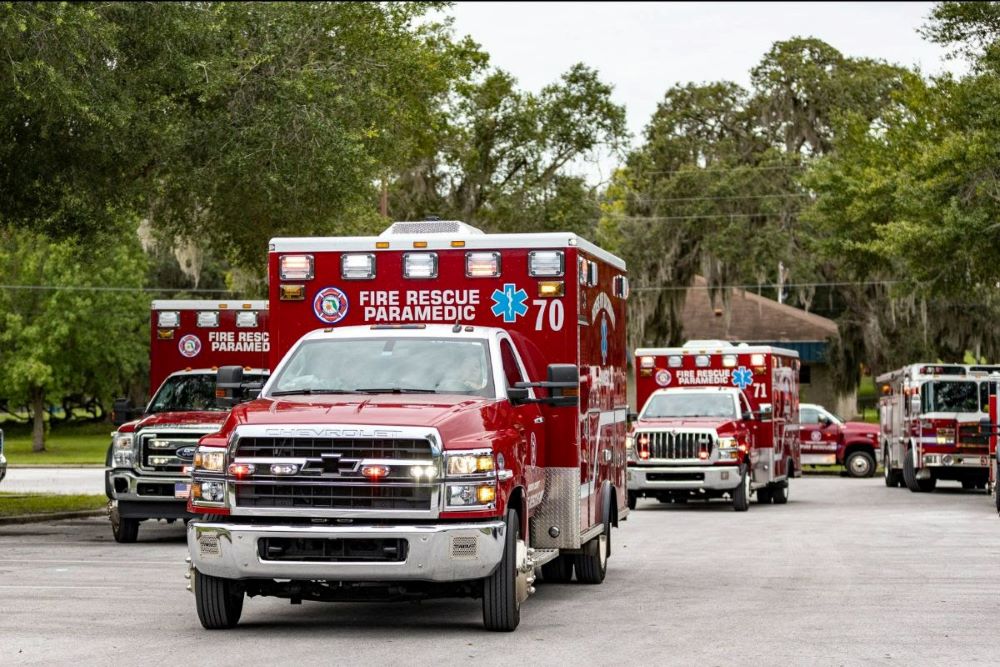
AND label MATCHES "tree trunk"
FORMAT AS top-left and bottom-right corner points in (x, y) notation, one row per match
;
(31, 387), (47, 453)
